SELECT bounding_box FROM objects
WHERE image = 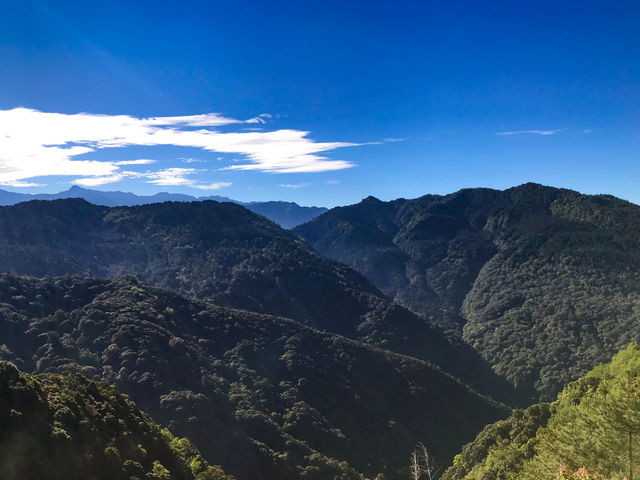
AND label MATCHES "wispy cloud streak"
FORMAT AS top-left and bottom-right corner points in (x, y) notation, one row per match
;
(72, 168), (232, 189)
(279, 182), (311, 189)
(496, 128), (566, 136)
